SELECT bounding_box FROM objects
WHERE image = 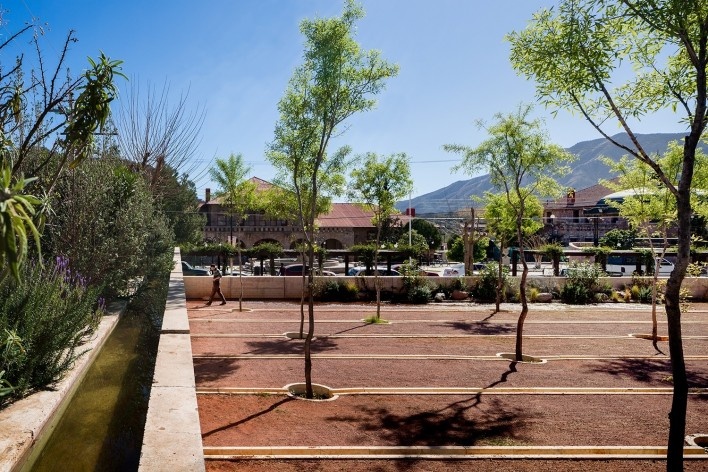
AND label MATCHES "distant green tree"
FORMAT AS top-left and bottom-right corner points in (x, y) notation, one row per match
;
(349, 152), (412, 319)
(403, 219), (442, 254)
(209, 153), (259, 312)
(157, 167), (205, 245)
(396, 230), (429, 261)
(447, 234), (488, 263)
(599, 229), (637, 250)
